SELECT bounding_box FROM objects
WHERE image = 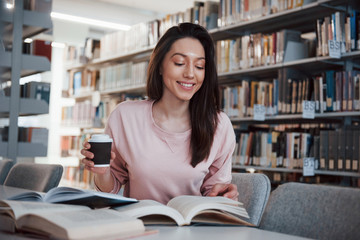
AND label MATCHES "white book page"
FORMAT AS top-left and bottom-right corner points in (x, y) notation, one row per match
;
(17, 208), (145, 240)
(113, 200), (186, 226)
(6, 191), (45, 202)
(167, 196), (249, 224)
(43, 187), (137, 203)
(1, 200), (89, 219)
